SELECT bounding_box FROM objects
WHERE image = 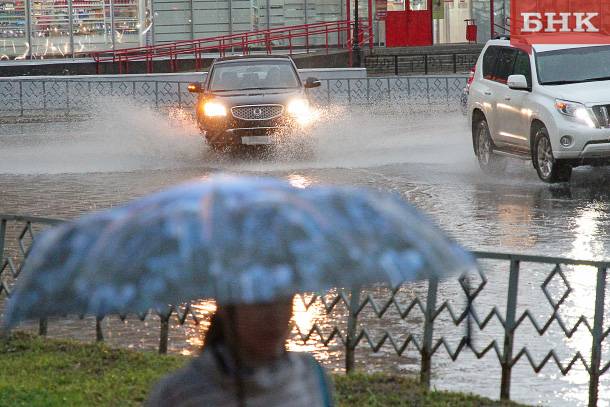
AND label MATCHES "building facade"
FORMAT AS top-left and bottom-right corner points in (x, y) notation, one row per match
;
(0, 0), (504, 59)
